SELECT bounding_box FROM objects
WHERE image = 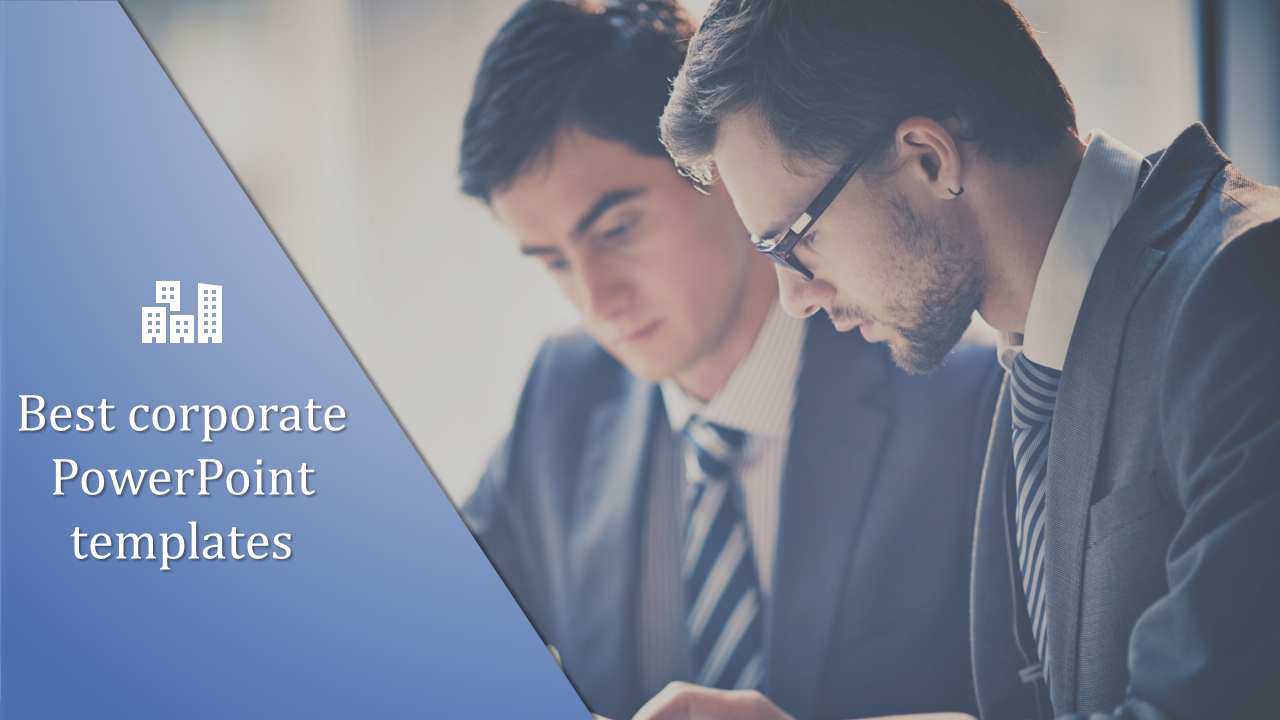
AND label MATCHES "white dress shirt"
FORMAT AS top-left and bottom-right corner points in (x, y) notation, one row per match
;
(639, 300), (807, 696)
(997, 129), (1146, 372)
